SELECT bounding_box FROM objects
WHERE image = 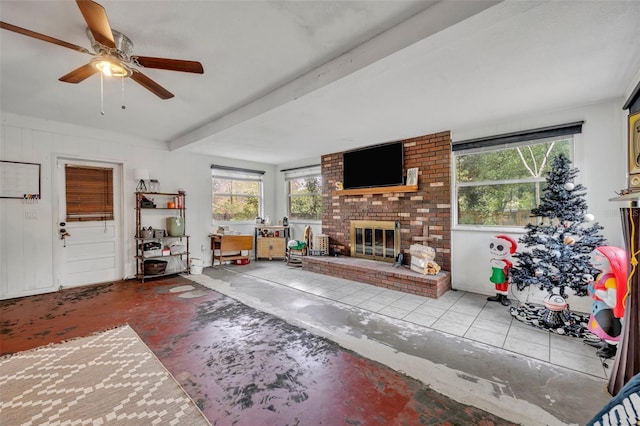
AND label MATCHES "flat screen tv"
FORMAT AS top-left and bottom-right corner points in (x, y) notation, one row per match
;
(343, 142), (404, 189)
